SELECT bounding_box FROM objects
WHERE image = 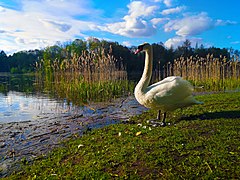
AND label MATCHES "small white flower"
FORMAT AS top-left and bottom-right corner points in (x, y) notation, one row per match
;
(78, 144), (84, 148)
